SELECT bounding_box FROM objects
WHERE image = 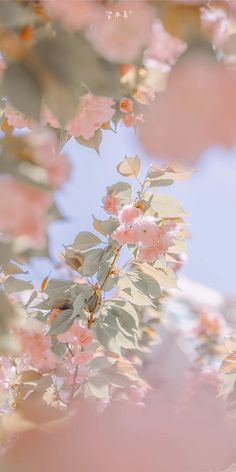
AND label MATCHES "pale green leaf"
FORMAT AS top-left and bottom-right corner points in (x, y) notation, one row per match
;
(50, 338), (67, 357)
(3, 277), (33, 293)
(118, 276), (152, 307)
(144, 166), (193, 188)
(101, 369), (133, 388)
(105, 299), (140, 331)
(128, 271), (161, 299)
(48, 309), (73, 335)
(82, 248), (104, 276)
(116, 328), (139, 350)
(139, 263), (178, 289)
(88, 356), (116, 371)
(93, 215), (119, 236)
(72, 231), (101, 251)
(72, 293), (86, 318)
(95, 323), (121, 355)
